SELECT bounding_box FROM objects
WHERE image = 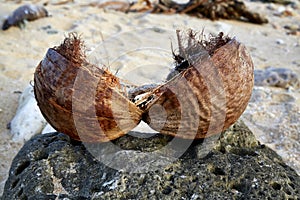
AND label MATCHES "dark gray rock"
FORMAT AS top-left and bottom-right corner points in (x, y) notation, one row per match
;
(2, 120), (300, 199)
(254, 67), (299, 88)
